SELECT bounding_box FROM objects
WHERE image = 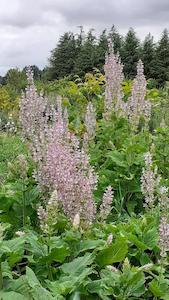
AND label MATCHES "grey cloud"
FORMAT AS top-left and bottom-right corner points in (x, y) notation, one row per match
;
(0, 0), (169, 75)
(41, 0), (169, 28)
(1, 0), (169, 29)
